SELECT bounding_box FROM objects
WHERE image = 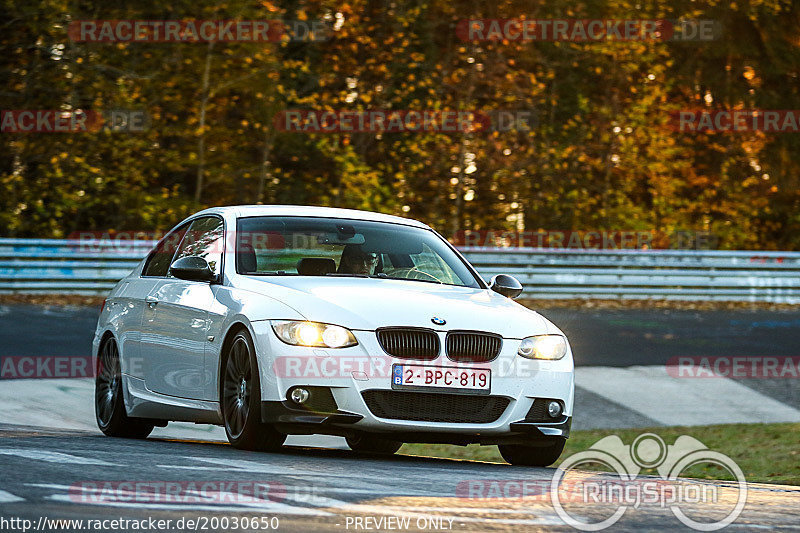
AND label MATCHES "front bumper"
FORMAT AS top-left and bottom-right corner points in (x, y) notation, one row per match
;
(261, 399), (571, 445)
(252, 321), (575, 445)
